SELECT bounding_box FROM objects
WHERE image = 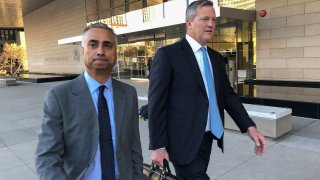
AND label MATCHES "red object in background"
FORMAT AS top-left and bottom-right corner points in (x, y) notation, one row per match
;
(259, 10), (267, 17)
